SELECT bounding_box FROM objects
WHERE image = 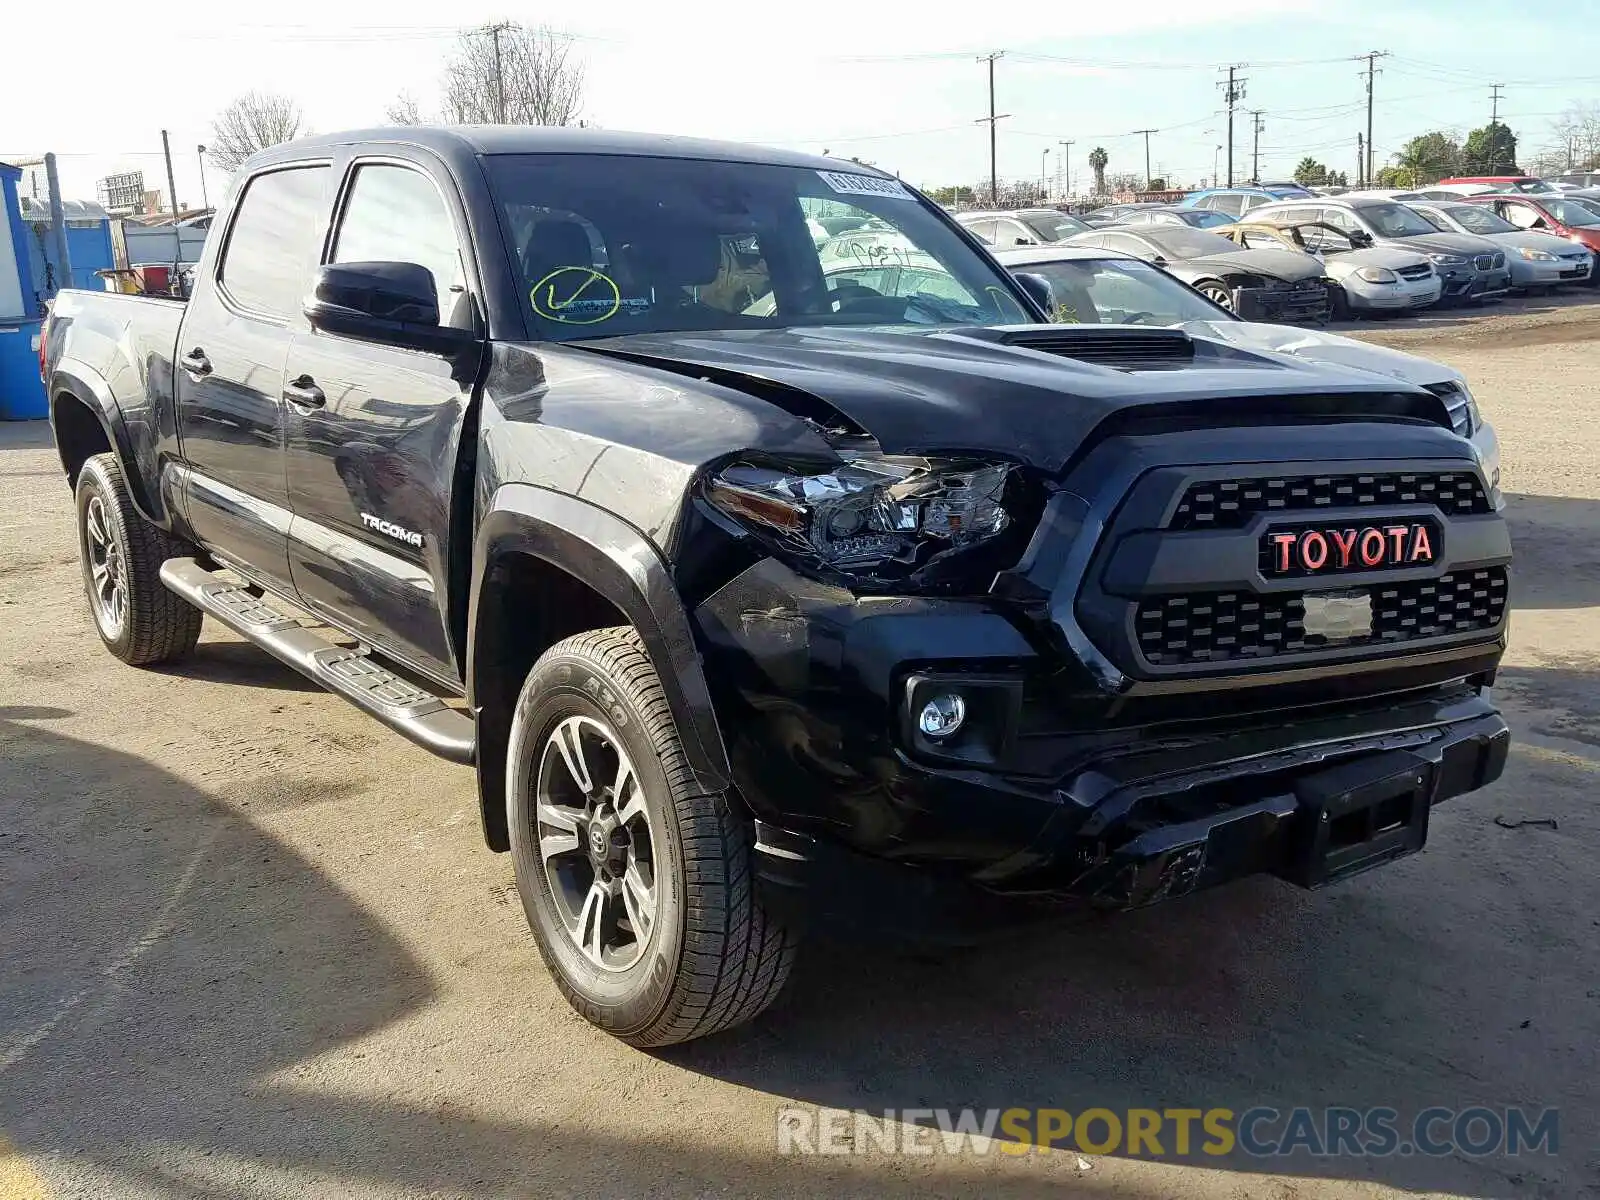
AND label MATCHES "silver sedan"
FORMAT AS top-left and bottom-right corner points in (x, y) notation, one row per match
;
(1409, 201), (1593, 288)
